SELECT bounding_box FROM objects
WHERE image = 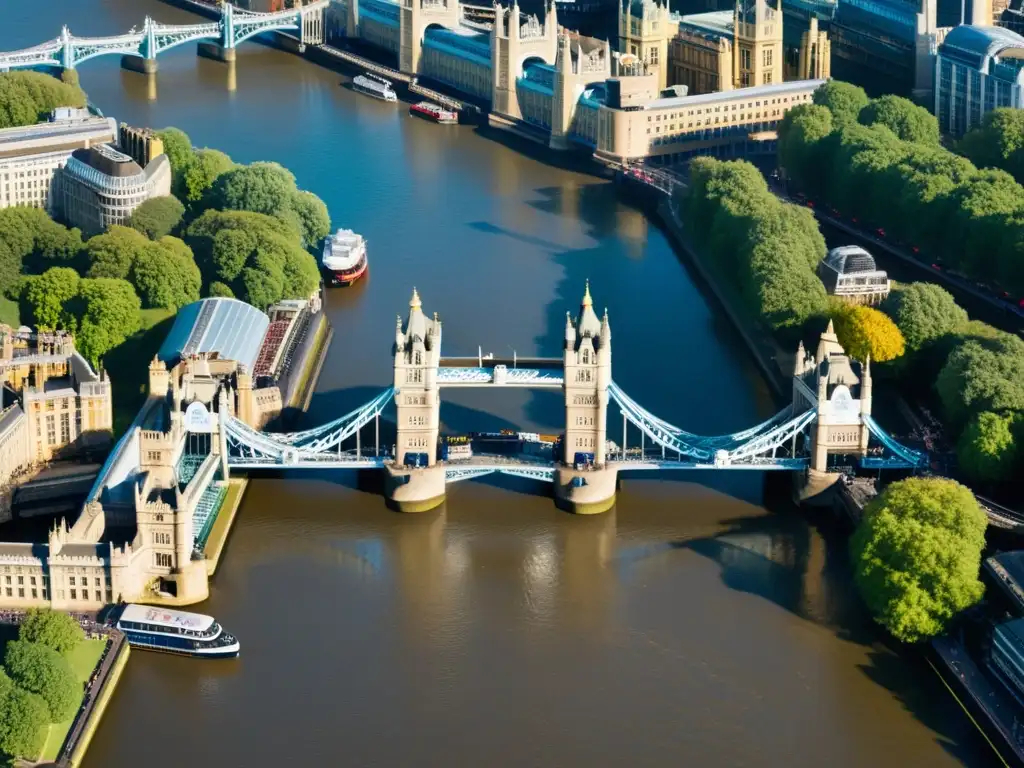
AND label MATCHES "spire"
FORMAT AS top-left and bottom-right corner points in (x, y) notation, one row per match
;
(564, 311), (576, 347)
(582, 279), (593, 308)
(410, 287), (421, 310)
(824, 318), (836, 338)
(794, 340), (805, 376)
